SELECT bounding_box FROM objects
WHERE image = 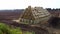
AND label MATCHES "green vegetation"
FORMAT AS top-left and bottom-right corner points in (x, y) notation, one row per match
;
(0, 23), (22, 34)
(0, 23), (35, 34)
